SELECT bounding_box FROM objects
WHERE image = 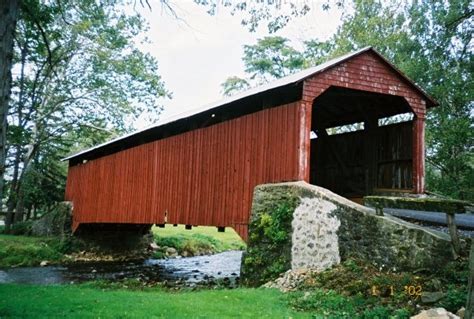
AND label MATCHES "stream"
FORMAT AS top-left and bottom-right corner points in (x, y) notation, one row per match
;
(0, 250), (243, 288)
